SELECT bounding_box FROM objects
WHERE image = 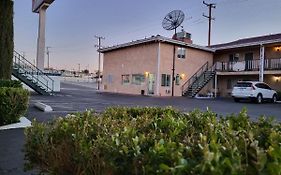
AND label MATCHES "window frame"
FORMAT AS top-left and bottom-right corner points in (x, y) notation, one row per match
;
(177, 47), (186, 59)
(132, 74), (145, 85)
(161, 74), (171, 87)
(121, 74), (130, 84)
